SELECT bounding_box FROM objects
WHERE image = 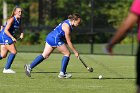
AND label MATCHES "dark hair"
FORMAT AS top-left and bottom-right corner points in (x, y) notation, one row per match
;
(68, 13), (81, 21)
